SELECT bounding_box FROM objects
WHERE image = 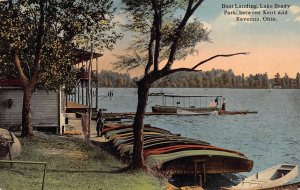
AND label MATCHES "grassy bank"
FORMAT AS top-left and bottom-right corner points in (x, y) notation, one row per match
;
(0, 134), (161, 190)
